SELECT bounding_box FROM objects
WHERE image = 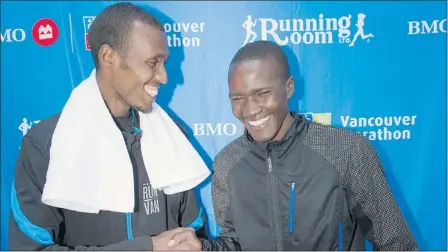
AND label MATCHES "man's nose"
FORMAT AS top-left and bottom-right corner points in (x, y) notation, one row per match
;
(157, 64), (168, 85)
(242, 98), (262, 119)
